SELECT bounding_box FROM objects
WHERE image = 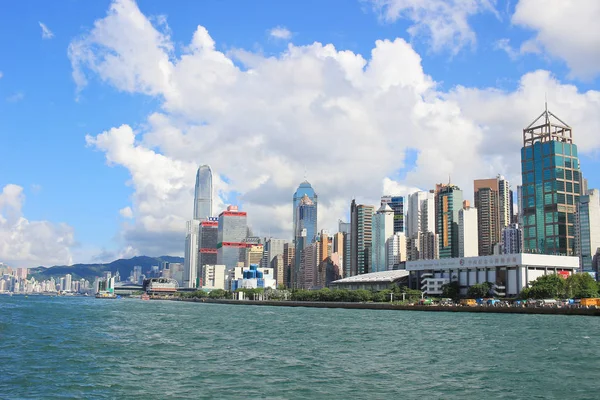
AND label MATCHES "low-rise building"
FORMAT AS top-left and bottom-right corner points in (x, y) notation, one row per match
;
(406, 253), (579, 297)
(330, 270), (409, 291)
